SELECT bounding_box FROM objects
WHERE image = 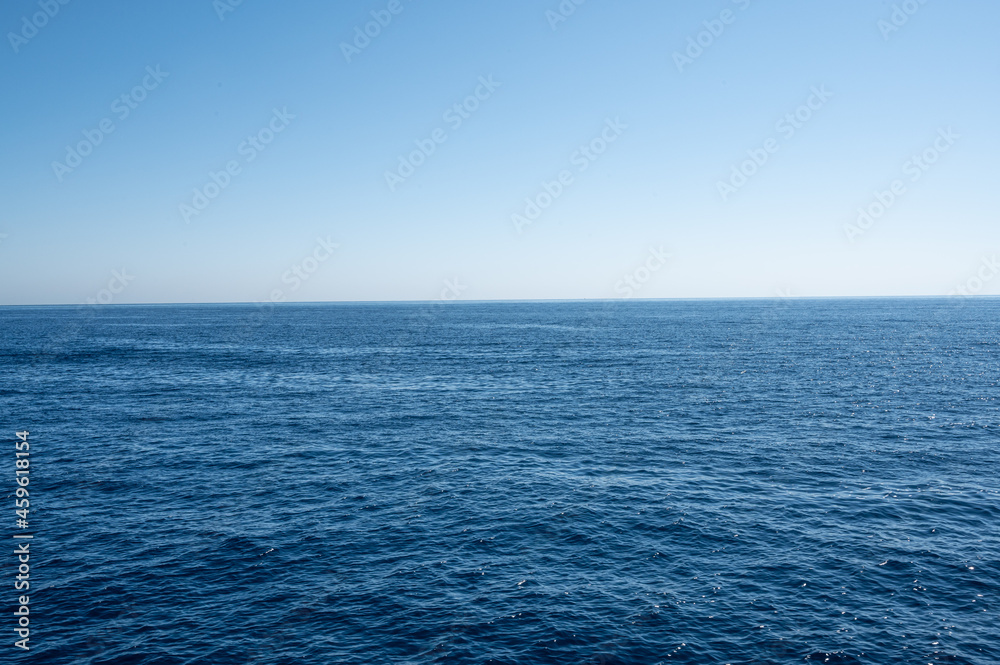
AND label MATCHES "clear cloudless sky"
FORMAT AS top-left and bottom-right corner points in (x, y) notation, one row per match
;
(1, 0), (998, 304)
